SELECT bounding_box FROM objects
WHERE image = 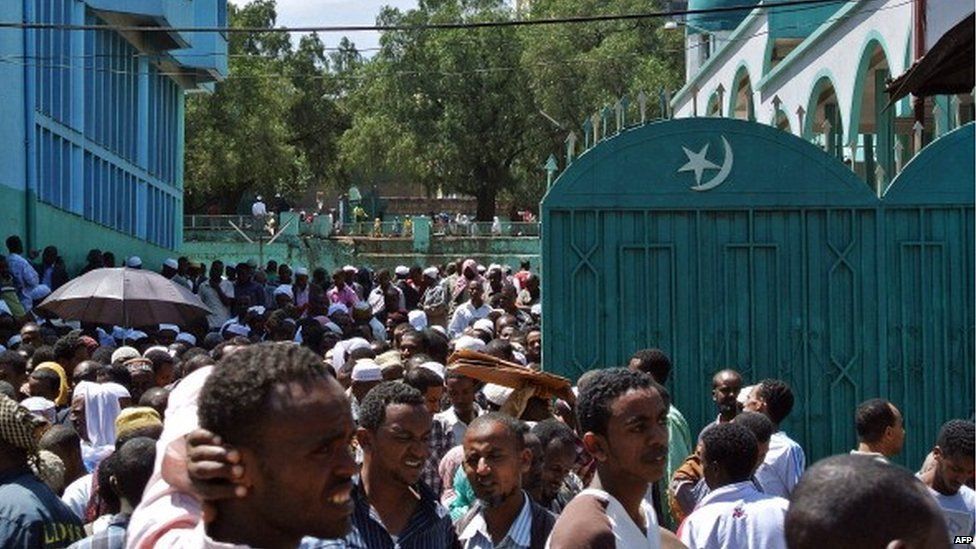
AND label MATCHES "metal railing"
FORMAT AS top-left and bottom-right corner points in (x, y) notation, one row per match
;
(184, 214), (257, 231)
(432, 221), (540, 237)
